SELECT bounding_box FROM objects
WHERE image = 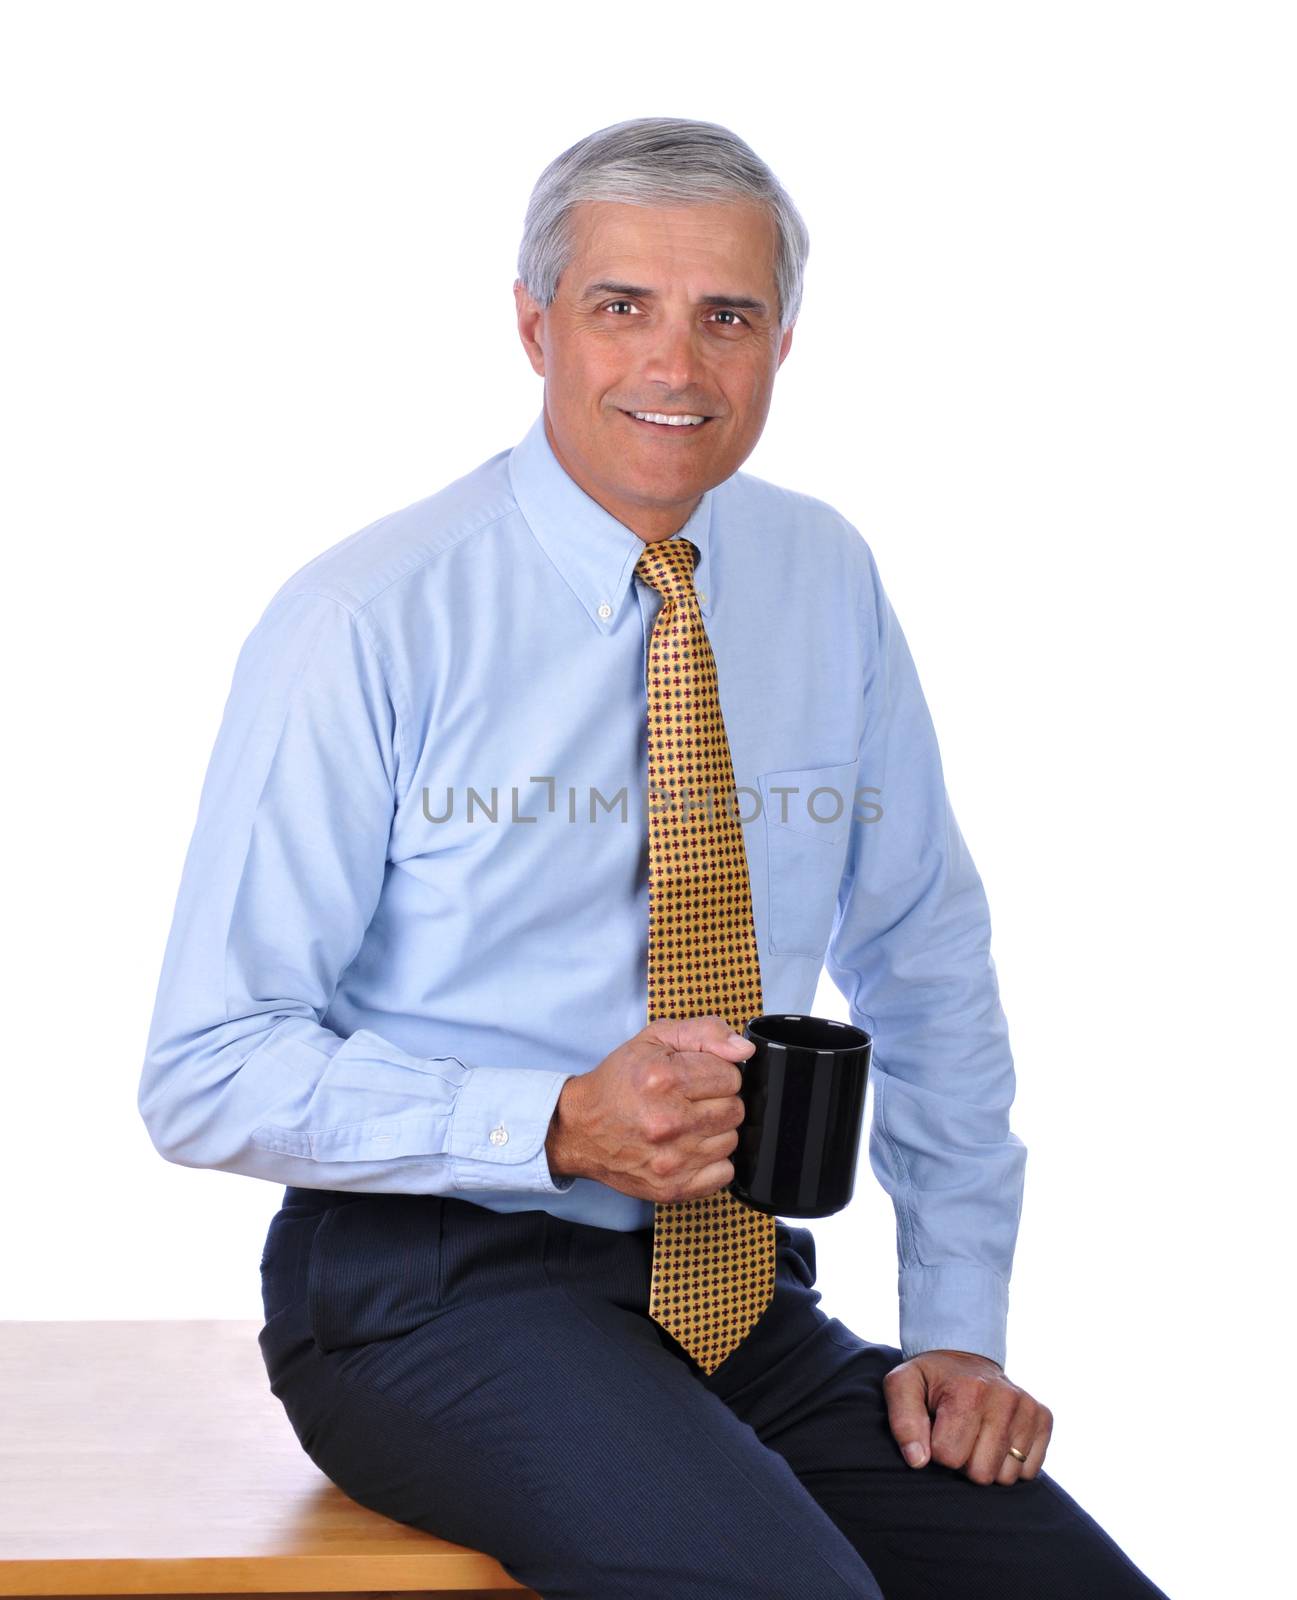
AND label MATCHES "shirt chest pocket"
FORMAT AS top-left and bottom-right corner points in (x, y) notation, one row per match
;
(758, 759), (859, 958)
